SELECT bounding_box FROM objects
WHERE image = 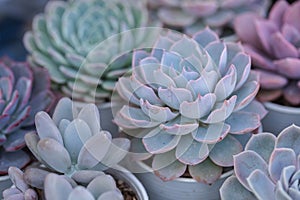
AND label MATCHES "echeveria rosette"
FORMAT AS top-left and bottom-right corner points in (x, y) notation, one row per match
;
(24, 98), (130, 183)
(234, 0), (300, 106)
(44, 173), (123, 200)
(148, 0), (270, 35)
(0, 57), (54, 174)
(3, 167), (38, 200)
(113, 28), (267, 183)
(220, 125), (300, 200)
(24, 0), (155, 103)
